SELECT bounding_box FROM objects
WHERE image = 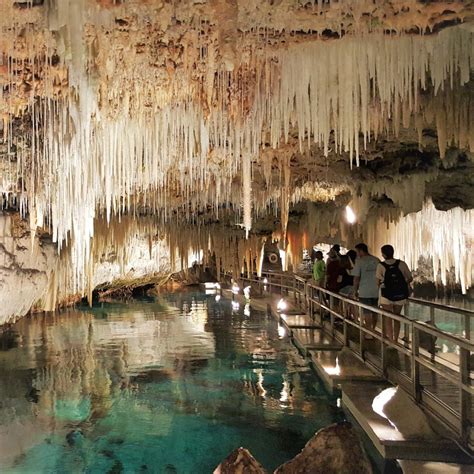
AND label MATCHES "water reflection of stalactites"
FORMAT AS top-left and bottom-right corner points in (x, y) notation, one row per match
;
(1, 303), (217, 444)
